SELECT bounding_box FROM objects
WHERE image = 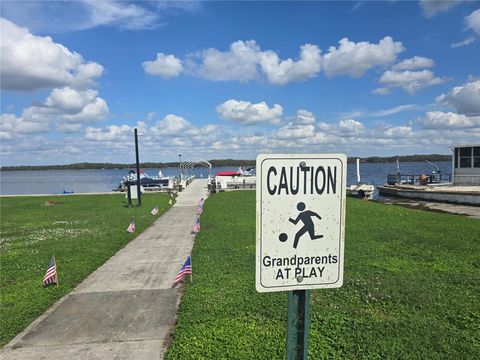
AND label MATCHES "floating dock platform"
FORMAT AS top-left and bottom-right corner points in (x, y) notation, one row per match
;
(378, 184), (480, 205)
